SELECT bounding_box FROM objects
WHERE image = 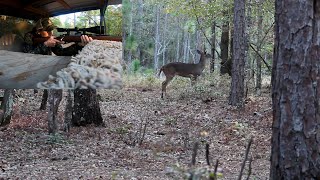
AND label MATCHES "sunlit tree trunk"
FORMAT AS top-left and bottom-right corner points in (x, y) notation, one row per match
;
(162, 12), (168, 66)
(270, 0), (320, 178)
(208, 0), (216, 72)
(136, 0), (144, 65)
(210, 21), (216, 72)
(123, 0), (133, 66)
(175, 16), (181, 63)
(186, 33), (191, 63)
(183, 31), (191, 63)
(154, 4), (161, 70)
